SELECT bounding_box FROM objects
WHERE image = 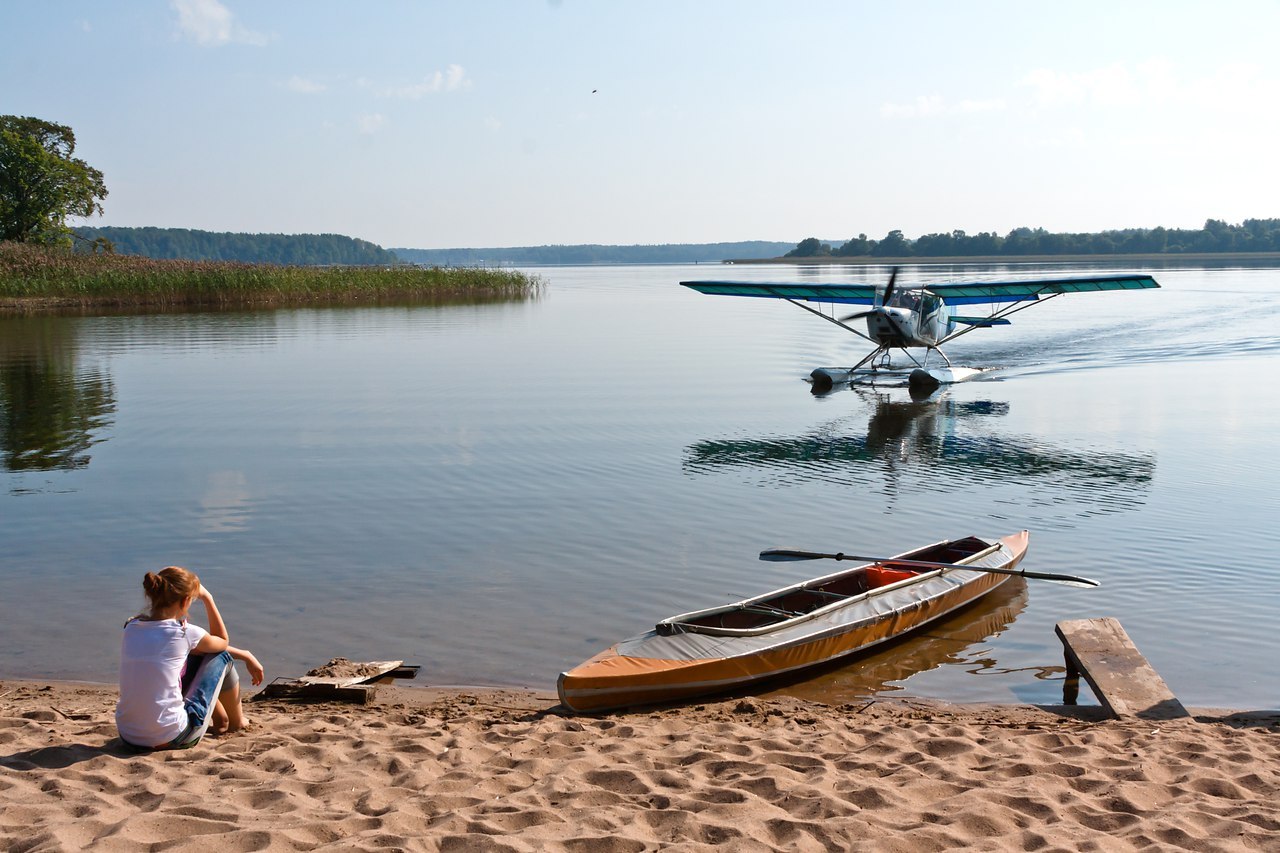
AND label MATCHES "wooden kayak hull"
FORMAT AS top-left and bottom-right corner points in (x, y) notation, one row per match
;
(557, 531), (1028, 713)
